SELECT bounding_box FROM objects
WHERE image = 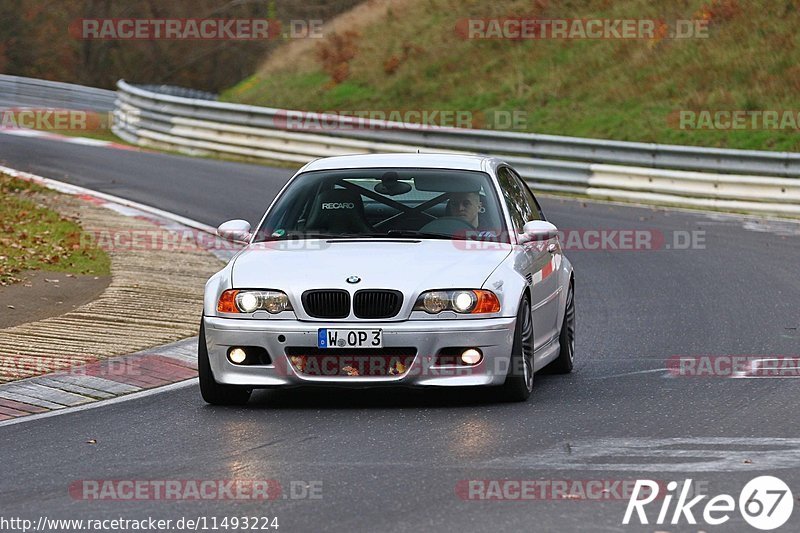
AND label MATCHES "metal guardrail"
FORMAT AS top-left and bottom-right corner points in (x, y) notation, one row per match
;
(134, 85), (218, 101)
(114, 80), (800, 178)
(0, 75), (116, 111)
(113, 79), (800, 215)
(0, 76), (795, 216)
